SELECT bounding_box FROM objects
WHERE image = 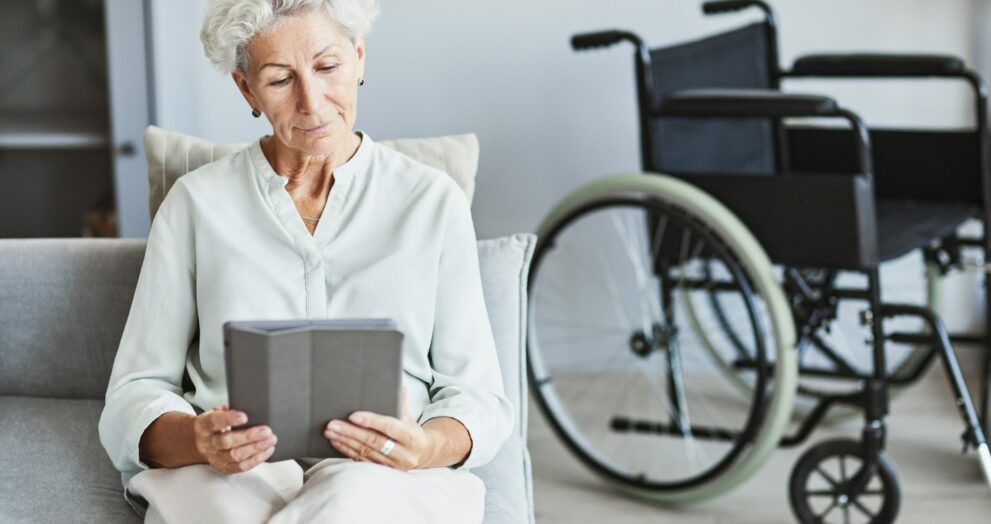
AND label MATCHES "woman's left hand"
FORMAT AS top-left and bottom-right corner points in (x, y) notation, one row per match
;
(324, 387), (436, 471)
